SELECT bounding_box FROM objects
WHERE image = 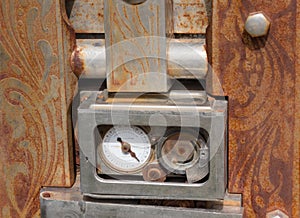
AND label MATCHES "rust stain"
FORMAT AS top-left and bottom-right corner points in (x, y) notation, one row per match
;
(0, 73), (8, 80)
(142, 162), (167, 182)
(107, 0), (166, 91)
(69, 0), (208, 34)
(42, 192), (51, 198)
(70, 47), (85, 77)
(98, 12), (103, 18)
(1, 1), (76, 217)
(212, 0), (298, 217)
(173, 0), (208, 34)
